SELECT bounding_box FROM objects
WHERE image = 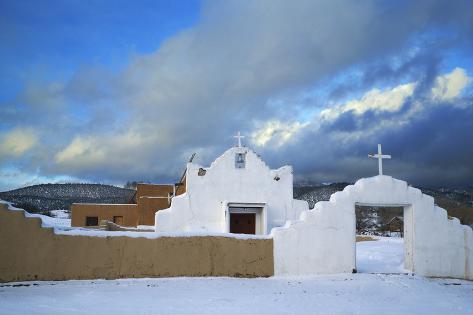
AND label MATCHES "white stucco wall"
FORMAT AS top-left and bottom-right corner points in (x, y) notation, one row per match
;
(272, 175), (473, 280)
(155, 147), (308, 234)
(465, 226), (473, 280)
